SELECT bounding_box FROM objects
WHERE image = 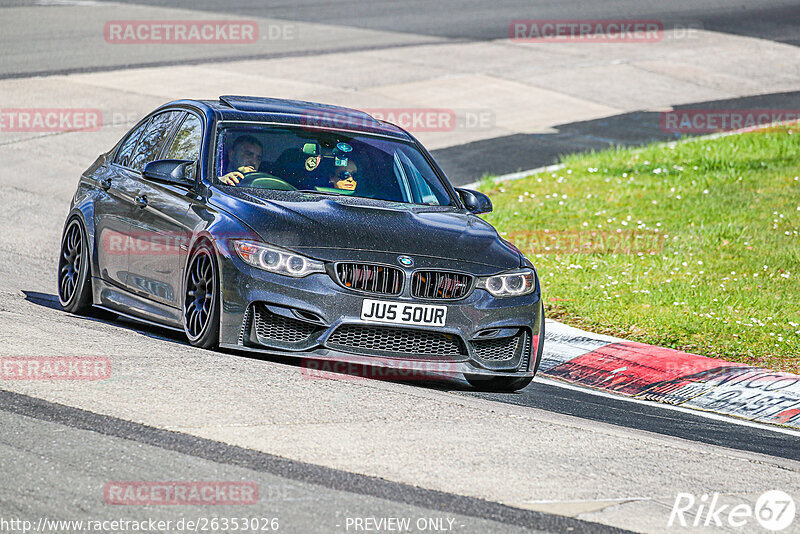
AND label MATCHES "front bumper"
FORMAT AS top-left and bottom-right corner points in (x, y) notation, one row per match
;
(217, 244), (543, 378)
